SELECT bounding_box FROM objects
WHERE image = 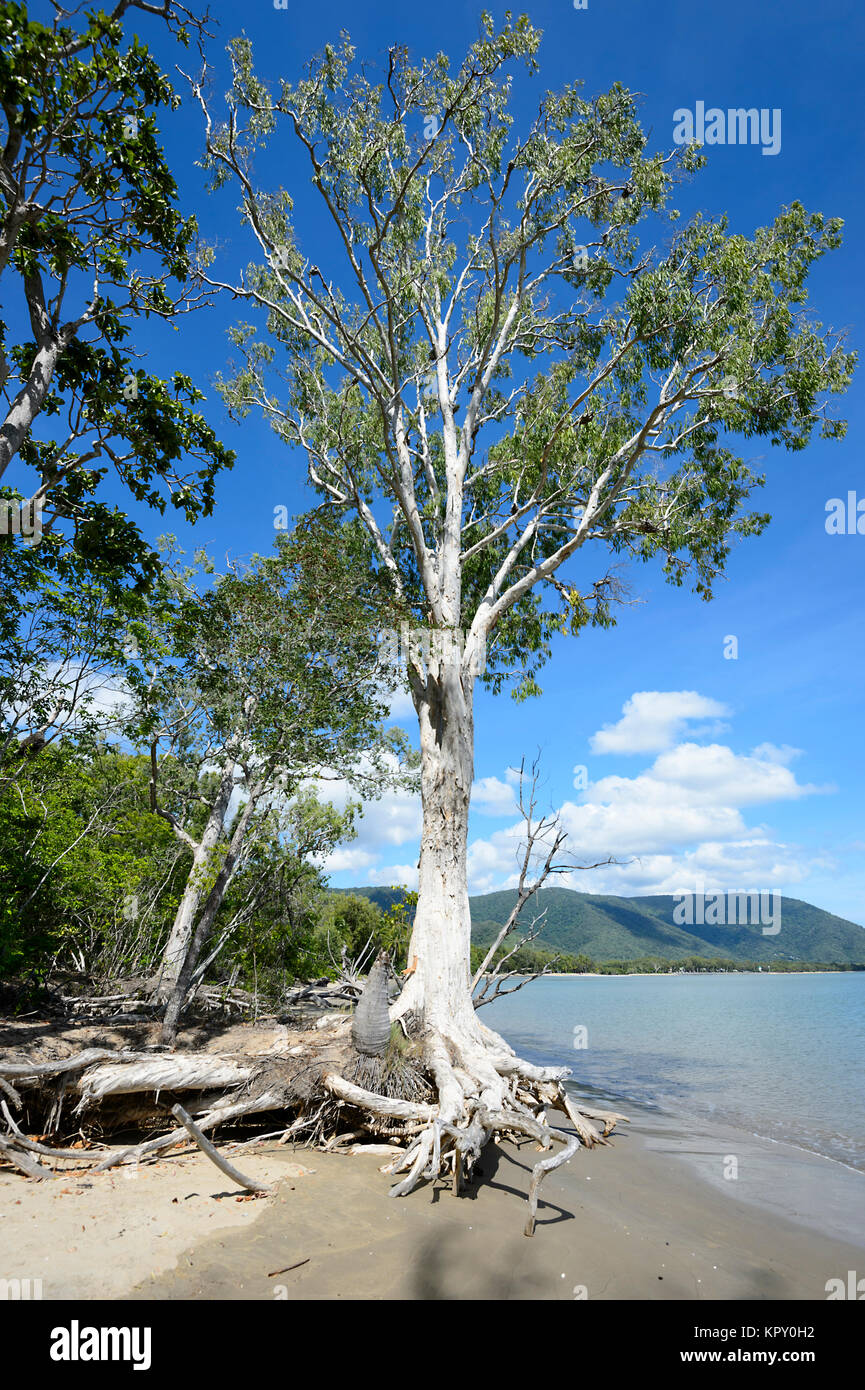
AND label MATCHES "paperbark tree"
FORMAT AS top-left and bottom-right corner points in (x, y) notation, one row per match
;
(195, 16), (853, 1195)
